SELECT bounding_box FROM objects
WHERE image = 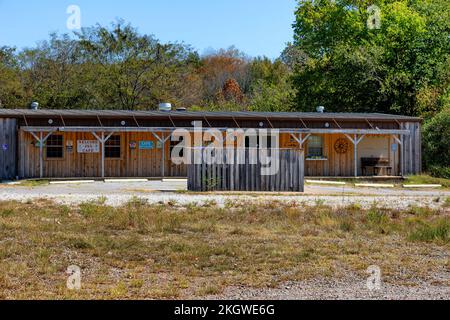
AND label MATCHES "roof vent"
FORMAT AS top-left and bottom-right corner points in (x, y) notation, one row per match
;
(176, 107), (187, 112)
(159, 103), (172, 112)
(30, 102), (39, 110)
(316, 106), (325, 113)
